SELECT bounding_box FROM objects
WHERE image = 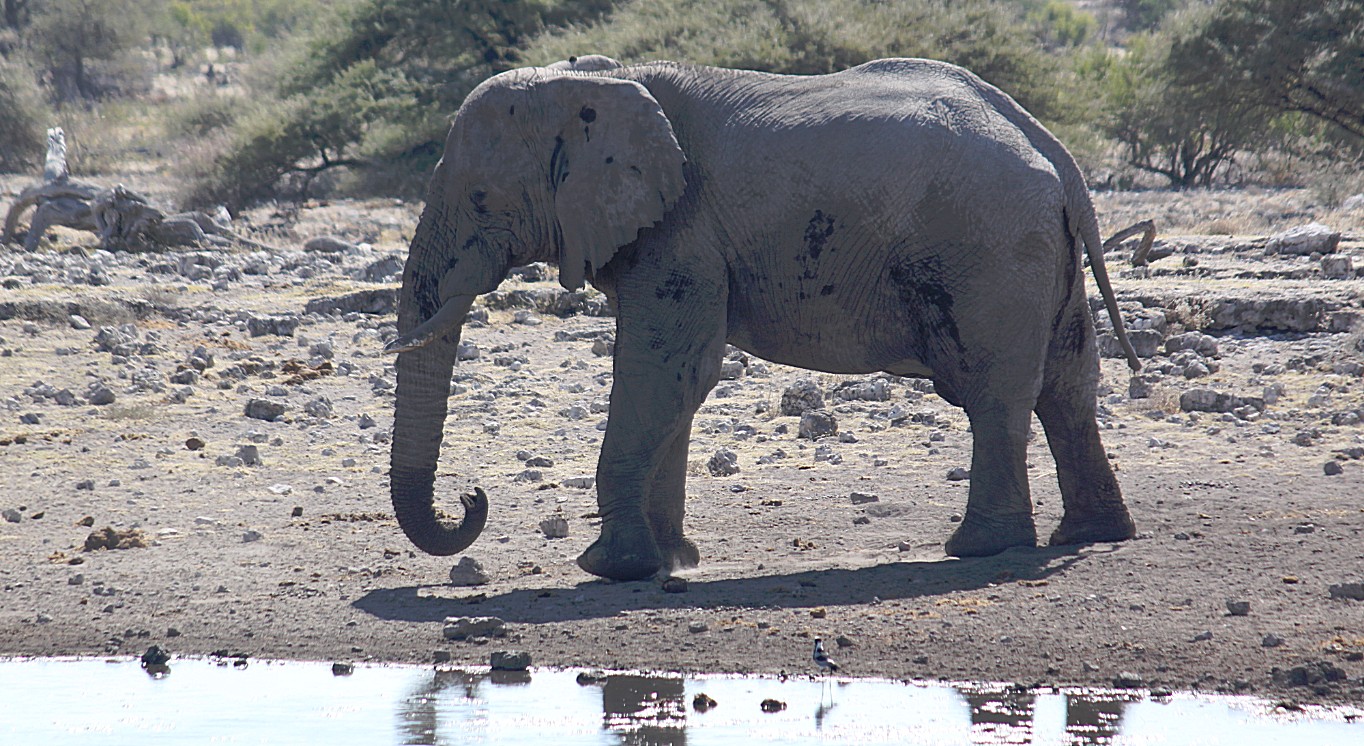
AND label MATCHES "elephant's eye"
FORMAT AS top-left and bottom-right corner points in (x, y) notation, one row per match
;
(470, 191), (488, 214)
